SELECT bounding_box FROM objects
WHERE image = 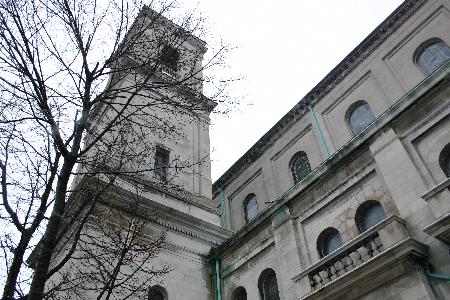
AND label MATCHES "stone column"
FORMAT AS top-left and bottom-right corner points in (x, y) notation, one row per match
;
(272, 207), (304, 300)
(197, 114), (213, 199)
(369, 128), (433, 224)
